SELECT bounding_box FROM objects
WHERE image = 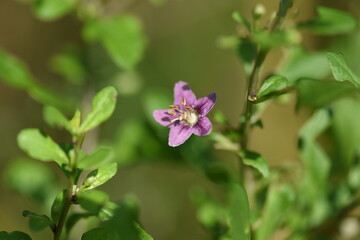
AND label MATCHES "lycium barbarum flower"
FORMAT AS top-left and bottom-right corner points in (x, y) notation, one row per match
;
(153, 81), (216, 147)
